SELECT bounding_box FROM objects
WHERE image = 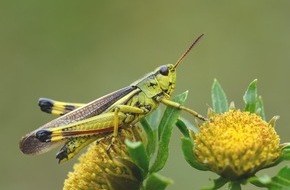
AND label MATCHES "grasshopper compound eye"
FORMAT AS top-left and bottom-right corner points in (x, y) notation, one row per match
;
(159, 66), (169, 76)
